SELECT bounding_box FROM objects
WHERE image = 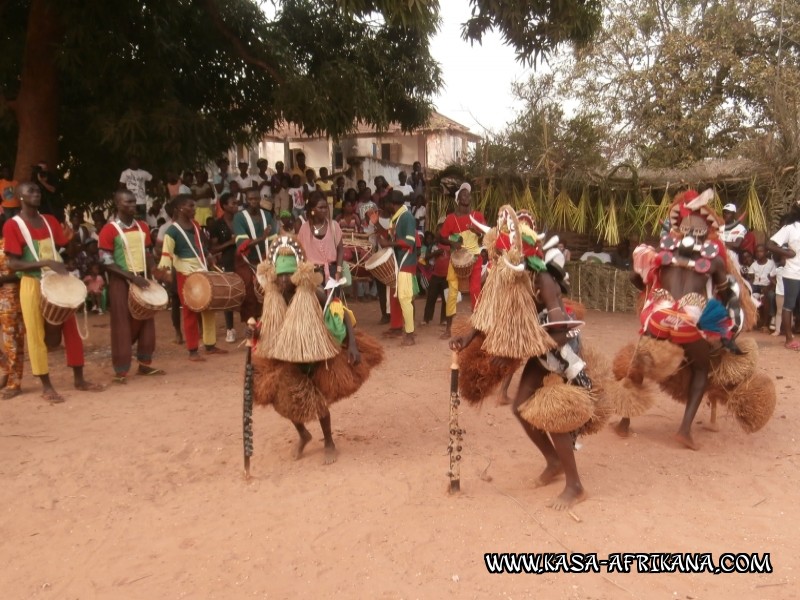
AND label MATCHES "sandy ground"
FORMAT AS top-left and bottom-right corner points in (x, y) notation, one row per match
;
(1, 301), (798, 599)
